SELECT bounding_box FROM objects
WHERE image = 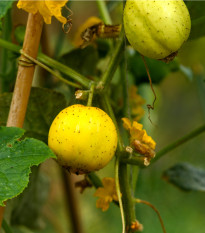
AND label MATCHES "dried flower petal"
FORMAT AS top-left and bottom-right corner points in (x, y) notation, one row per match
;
(122, 118), (156, 158)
